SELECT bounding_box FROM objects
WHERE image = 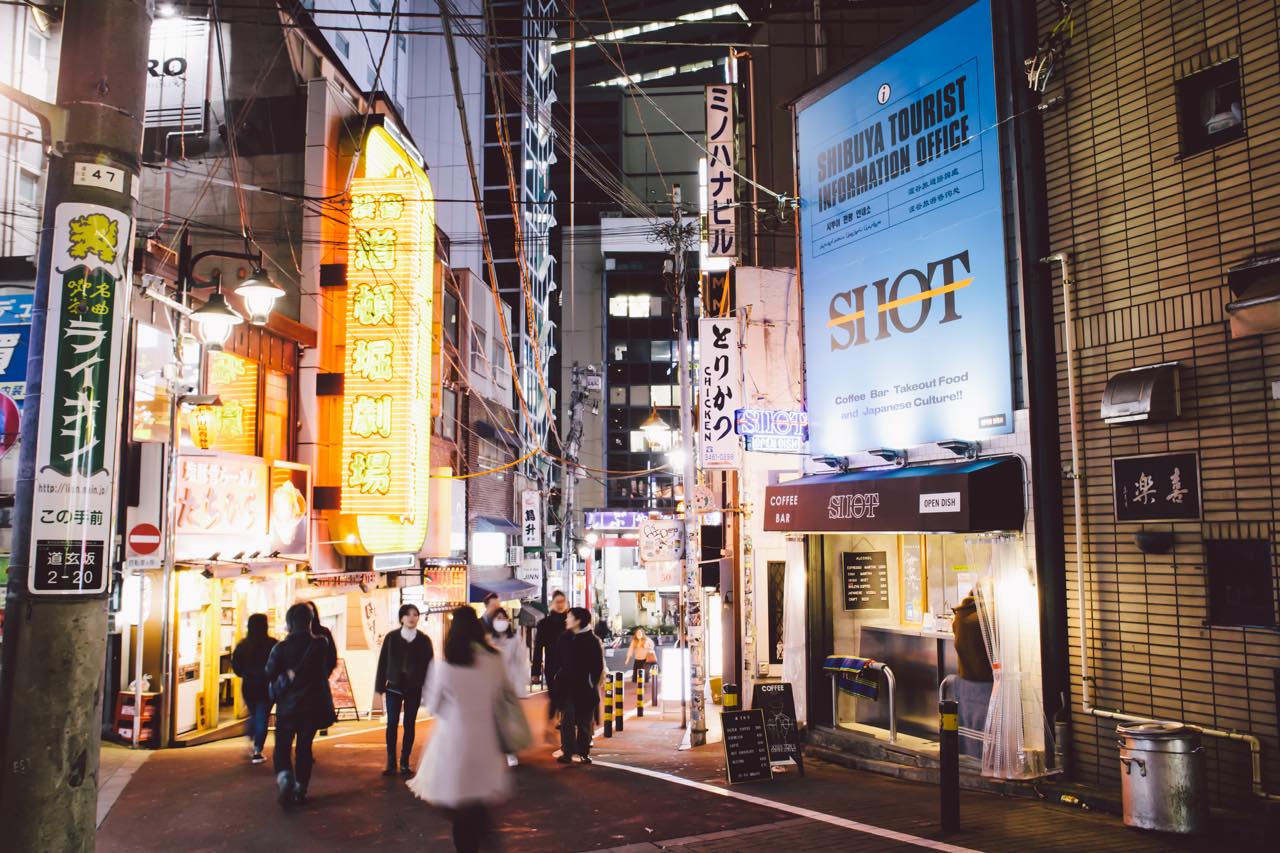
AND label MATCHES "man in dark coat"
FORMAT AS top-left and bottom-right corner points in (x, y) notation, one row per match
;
(532, 590), (569, 694)
(554, 606), (605, 764)
(230, 613), (277, 763)
(374, 603), (435, 775)
(266, 603), (336, 806)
